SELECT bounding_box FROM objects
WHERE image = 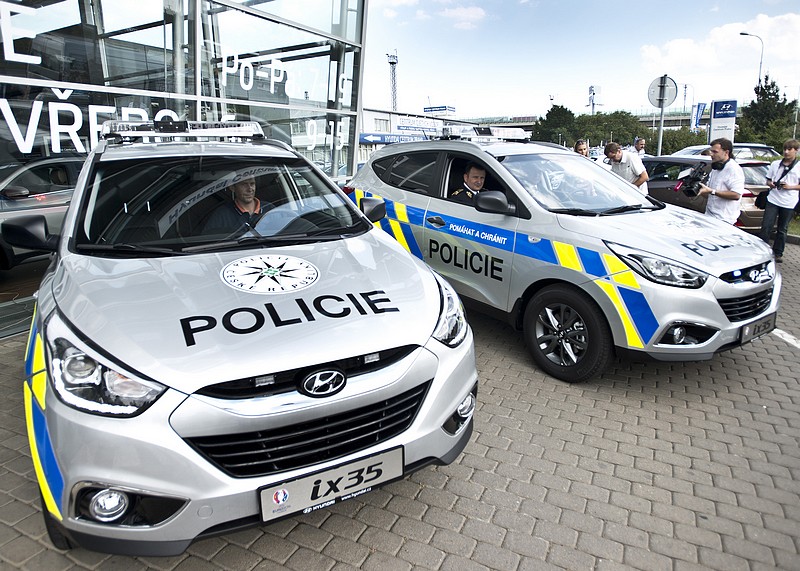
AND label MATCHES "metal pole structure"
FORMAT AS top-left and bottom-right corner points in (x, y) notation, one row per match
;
(740, 32), (764, 88)
(657, 75), (667, 156)
(387, 52), (398, 112)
